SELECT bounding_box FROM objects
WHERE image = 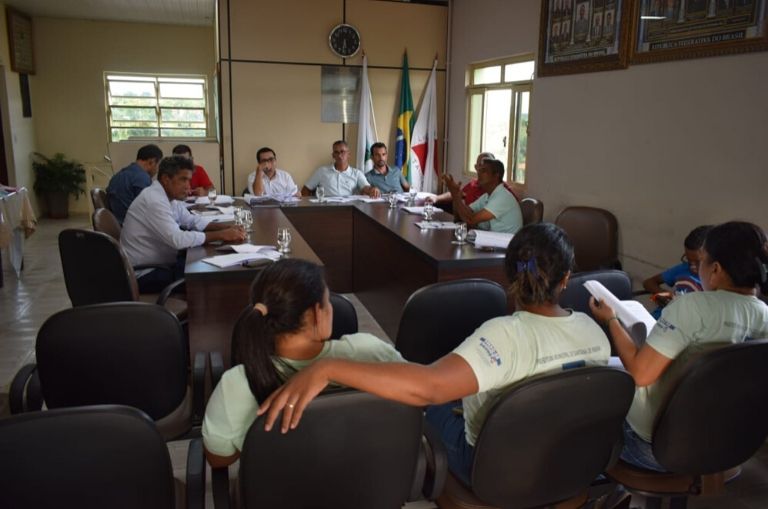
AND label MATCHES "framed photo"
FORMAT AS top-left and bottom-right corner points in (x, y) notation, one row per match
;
(538, 0), (632, 76)
(631, 0), (768, 63)
(6, 8), (35, 74)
